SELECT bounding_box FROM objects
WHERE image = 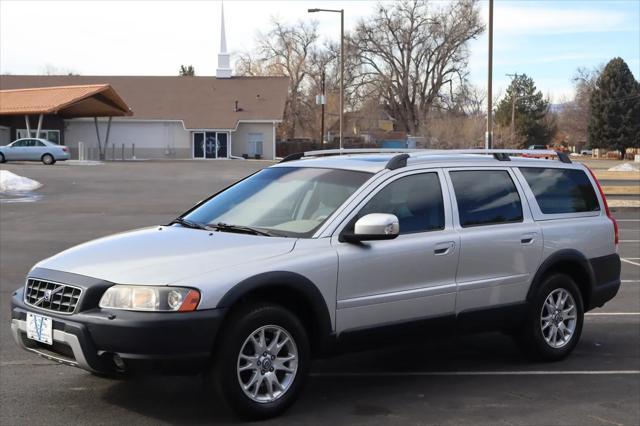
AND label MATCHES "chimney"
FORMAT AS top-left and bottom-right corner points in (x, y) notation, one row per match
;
(216, 2), (232, 79)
